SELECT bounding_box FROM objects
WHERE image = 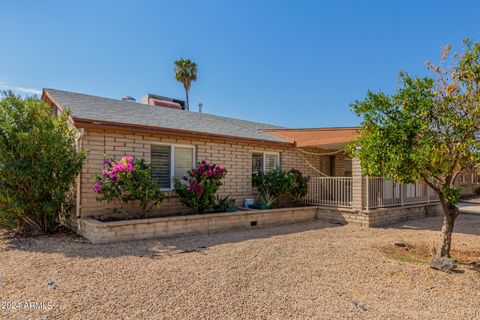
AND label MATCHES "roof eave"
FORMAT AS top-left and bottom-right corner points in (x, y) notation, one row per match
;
(72, 117), (294, 147)
(42, 88), (293, 147)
